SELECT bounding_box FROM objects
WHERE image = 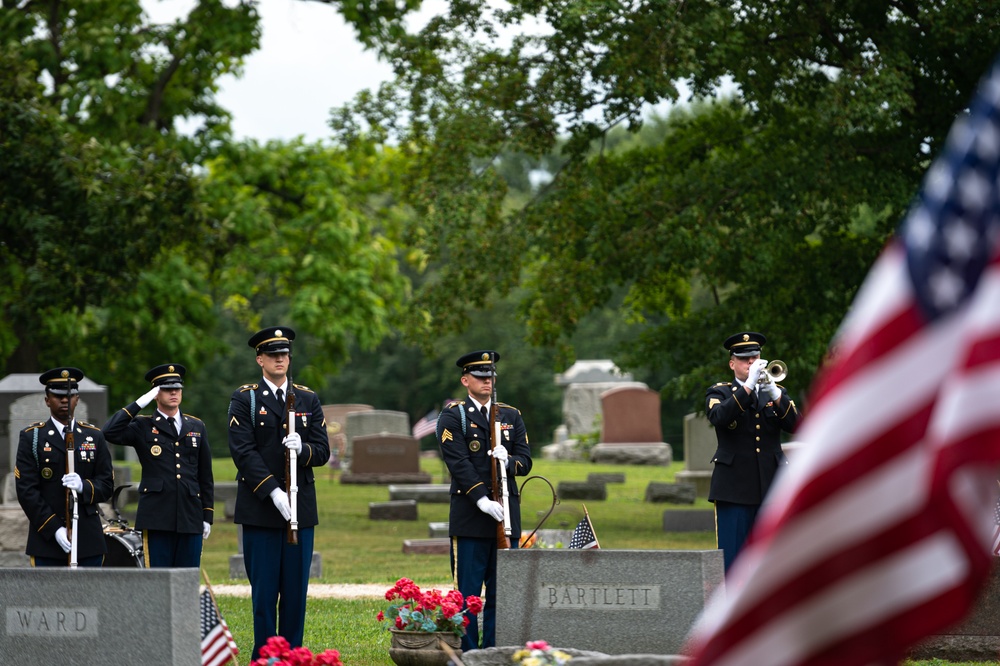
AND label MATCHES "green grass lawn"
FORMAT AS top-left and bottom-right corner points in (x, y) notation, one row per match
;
(116, 456), (992, 665)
